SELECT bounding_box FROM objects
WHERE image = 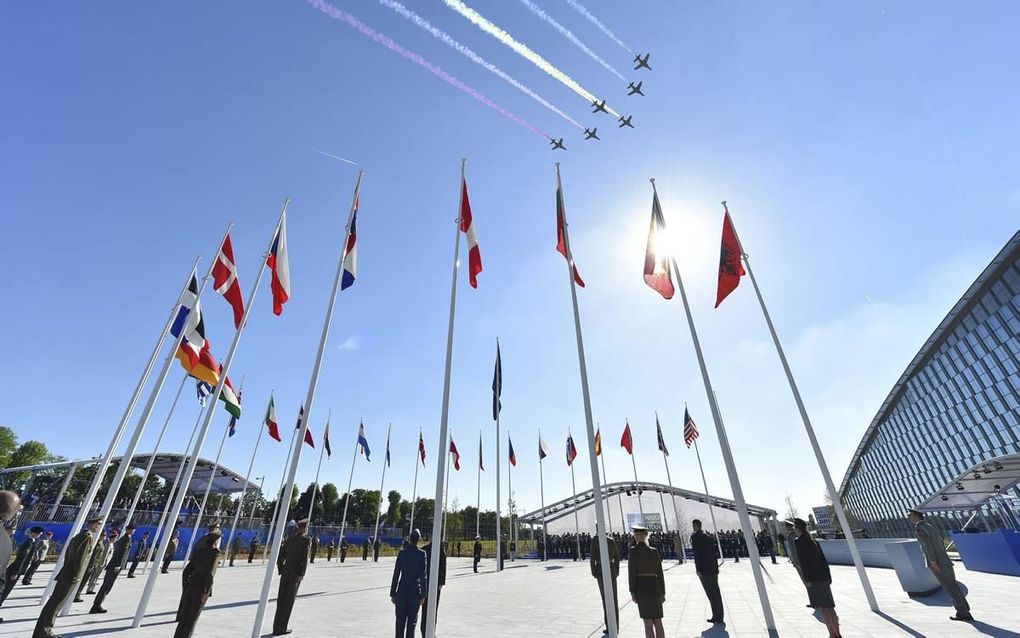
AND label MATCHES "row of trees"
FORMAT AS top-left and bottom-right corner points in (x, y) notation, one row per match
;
(0, 425), (60, 490)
